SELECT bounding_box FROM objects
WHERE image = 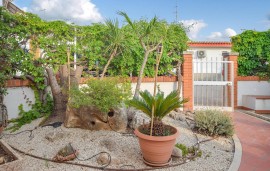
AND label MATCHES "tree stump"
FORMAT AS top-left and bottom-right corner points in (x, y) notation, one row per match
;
(64, 106), (128, 132)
